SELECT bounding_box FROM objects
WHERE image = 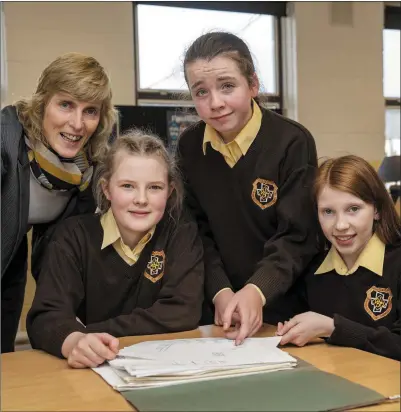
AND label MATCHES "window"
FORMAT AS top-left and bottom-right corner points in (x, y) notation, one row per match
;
(134, 2), (285, 108)
(383, 29), (400, 100)
(385, 107), (400, 156)
(383, 7), (401, 156)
